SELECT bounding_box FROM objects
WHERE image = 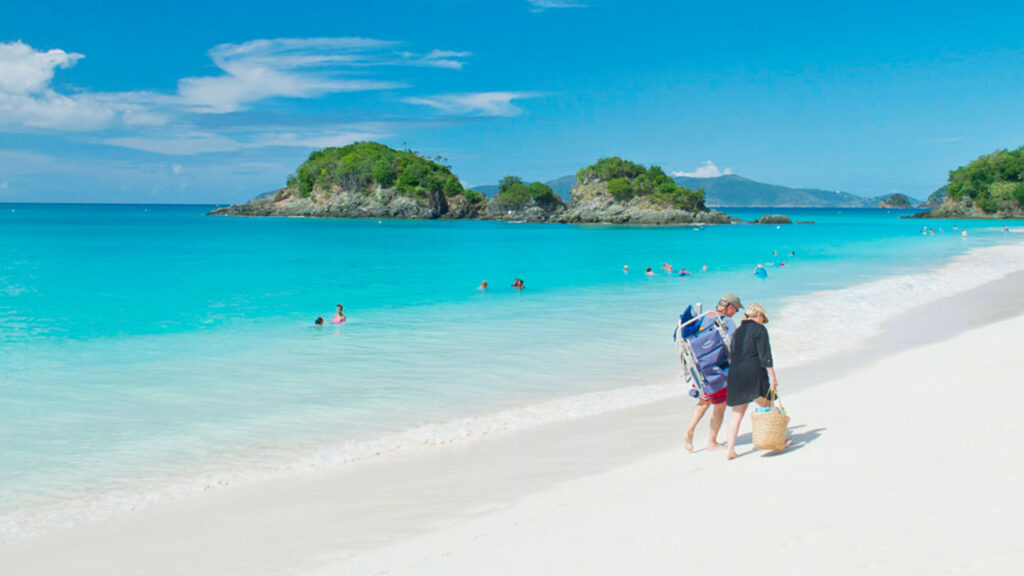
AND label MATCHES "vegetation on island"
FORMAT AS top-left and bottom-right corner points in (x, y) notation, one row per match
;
(212, 144), (729, 223)
(577, 157), (706, 212)
(878, 193), (912, 208)
(285, 142), (485, 204)
(491, 176), (565, 211)
(944, 146), (1024, 213)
